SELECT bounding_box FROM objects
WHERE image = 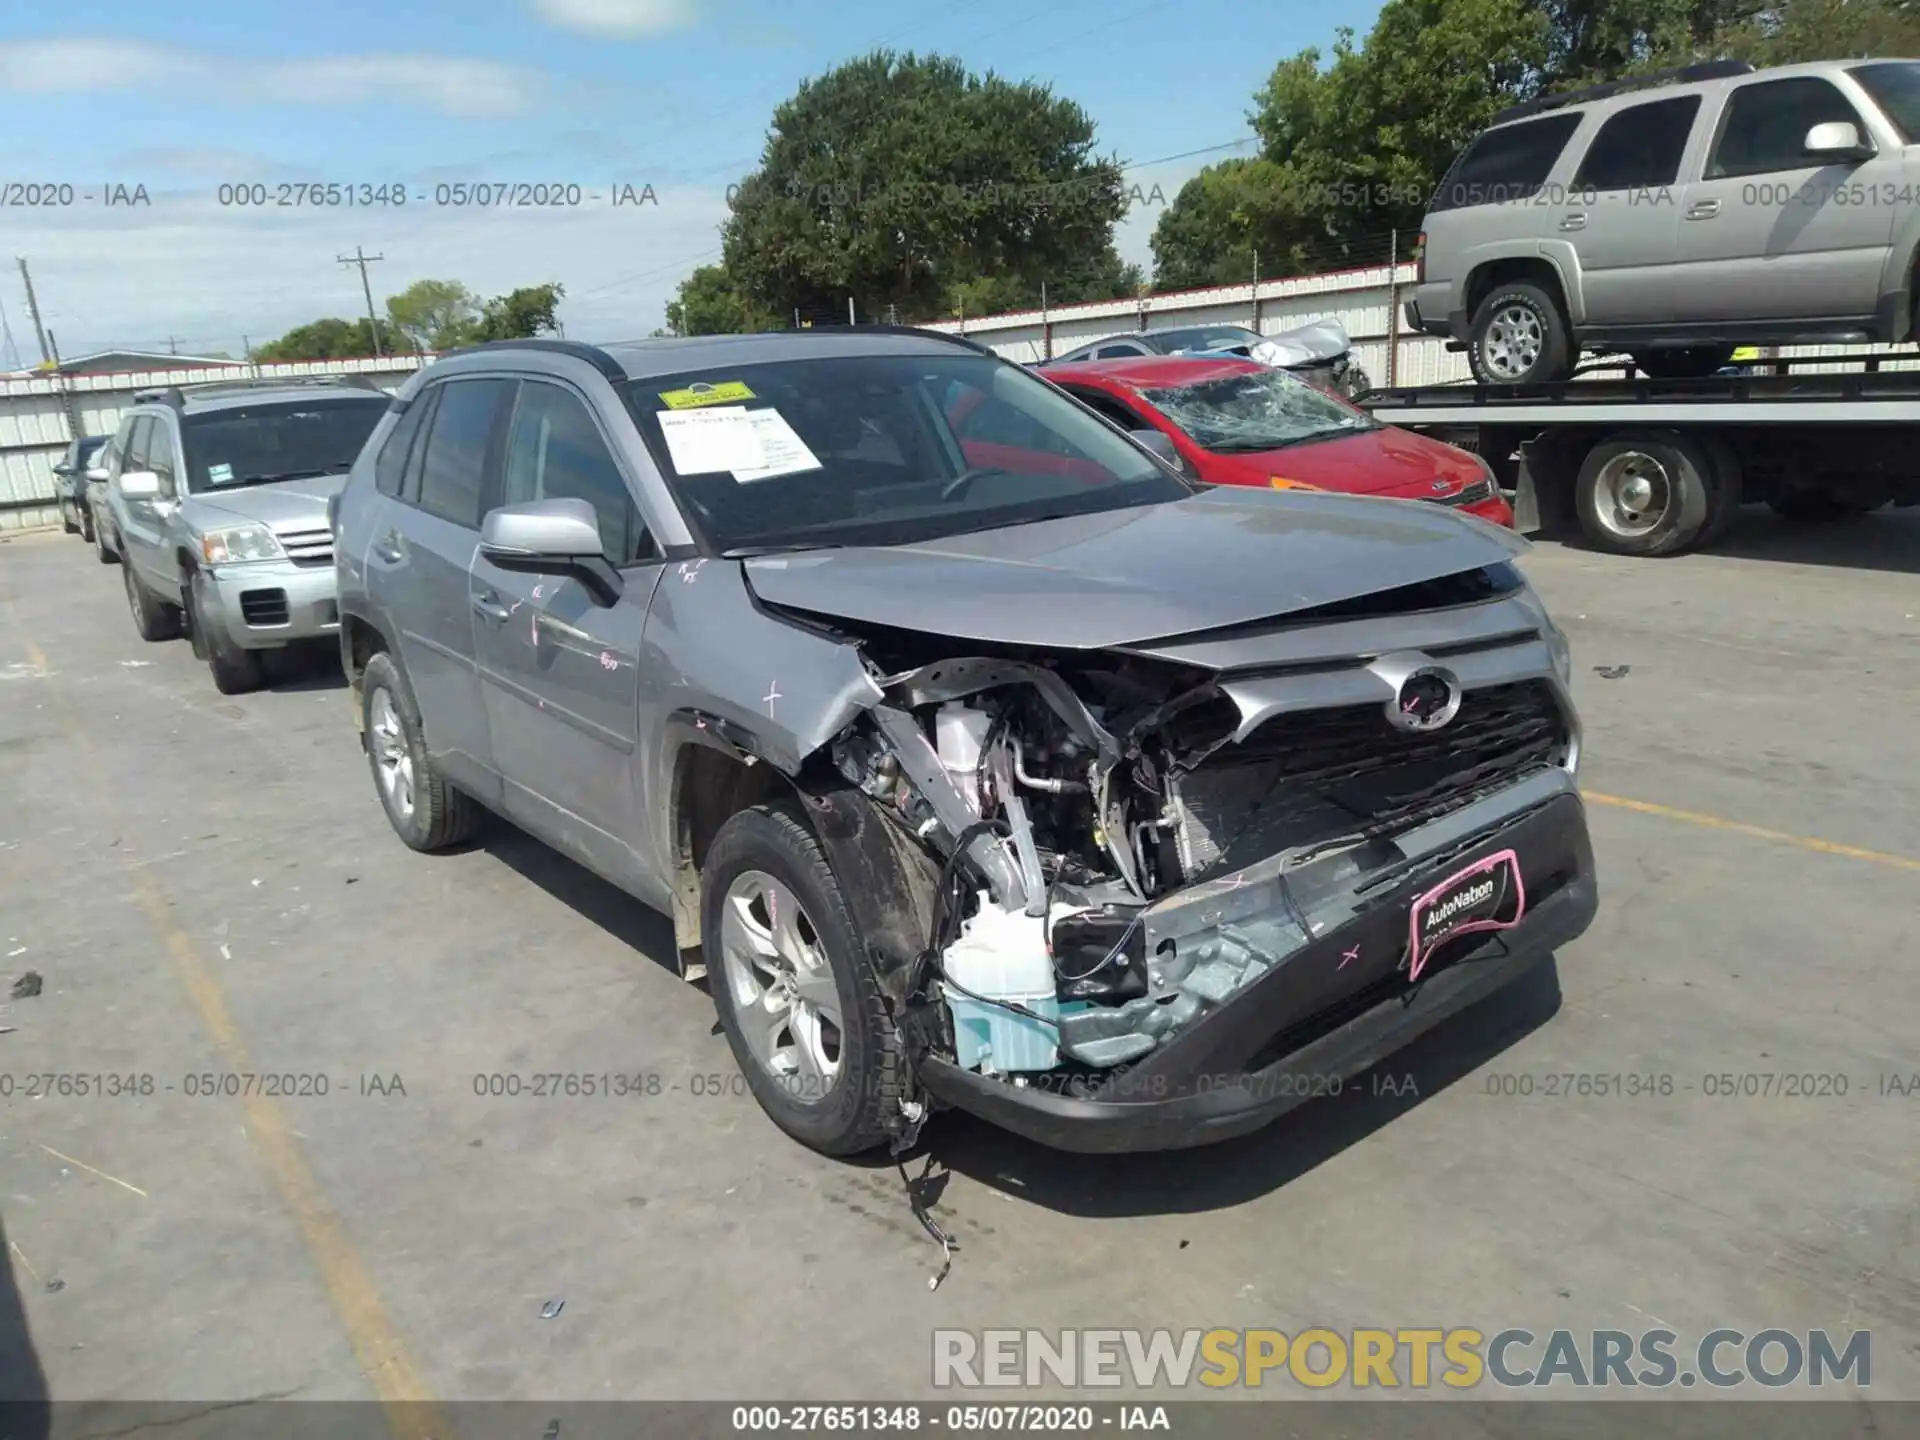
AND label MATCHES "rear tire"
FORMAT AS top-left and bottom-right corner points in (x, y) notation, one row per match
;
(1631, 347), (1735, 380)
(123, 563), (183, 641)
(1468, 282), (1573, 385)
(1697, 434), (1744, 548)
(361, 650), (481, 852)
(702, 805), (904, 1157)
(1573, 430), (1716, 557)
